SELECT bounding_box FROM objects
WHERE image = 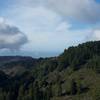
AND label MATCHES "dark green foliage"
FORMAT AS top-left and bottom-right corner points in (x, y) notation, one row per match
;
(33, 81), (40, 100)
(28, 83), (34, 100)
(70, 79), (77, 95)
(57, 82), (62, 96)
(86, 55), (100, 73)
(0, 41), (99, 100)
(17, 85), (25, 100)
